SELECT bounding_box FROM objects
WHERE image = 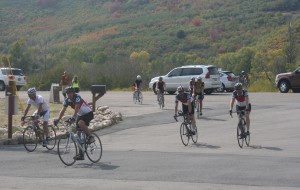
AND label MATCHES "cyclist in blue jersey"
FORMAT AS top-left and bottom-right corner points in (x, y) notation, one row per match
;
(174, 86), (196, 134)
(54, 86), (95, 160)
